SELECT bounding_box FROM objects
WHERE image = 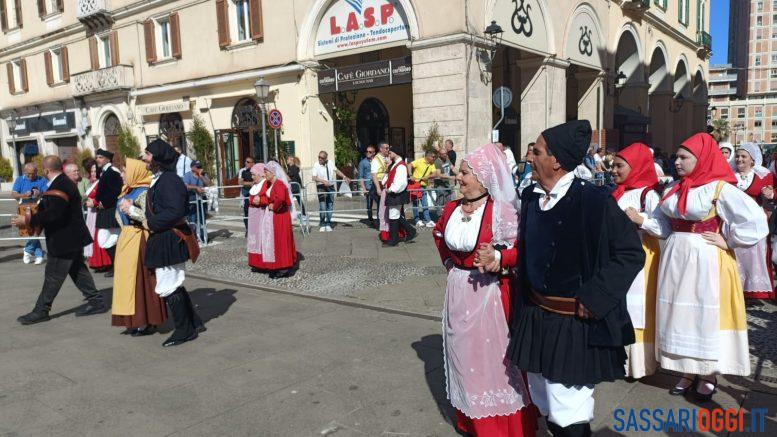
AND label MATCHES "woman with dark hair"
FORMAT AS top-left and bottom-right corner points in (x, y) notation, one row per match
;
(79, 158), (97, 197)
(658, 133), (767, 401)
